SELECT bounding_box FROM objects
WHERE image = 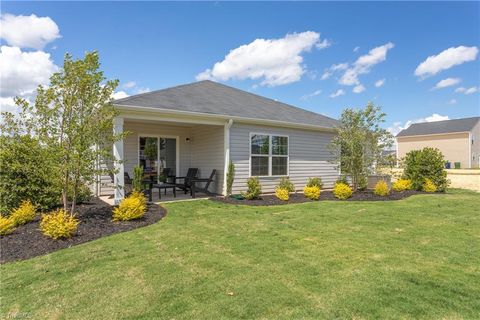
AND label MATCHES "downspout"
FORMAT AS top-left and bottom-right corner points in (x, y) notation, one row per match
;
(223, 119), (234, 196)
